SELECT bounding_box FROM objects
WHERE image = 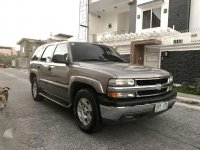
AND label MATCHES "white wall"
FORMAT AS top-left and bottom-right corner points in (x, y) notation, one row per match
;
(89, 14), (103, 34)
(190, 0), (200, 30)
(89, 12), (118, 42)
(101, 12), (118, 33)
(160, 0), (169, 29)
(89, 14), (103, 42)
(136, 0), (169, 32)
